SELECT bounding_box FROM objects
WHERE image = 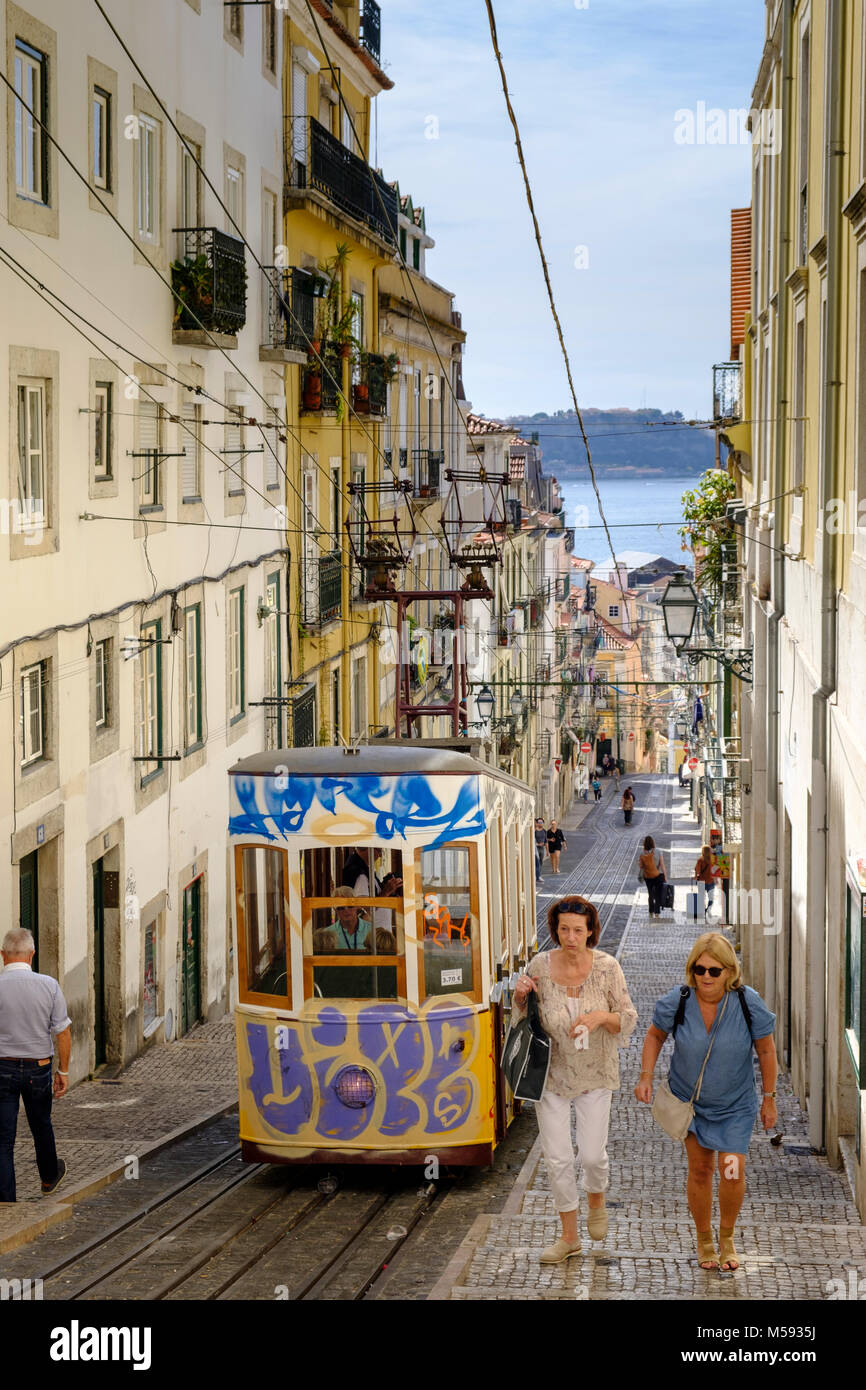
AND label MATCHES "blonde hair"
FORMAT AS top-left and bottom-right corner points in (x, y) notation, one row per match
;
(332, 886), (356, 900)
(685, 932), (742, 990)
